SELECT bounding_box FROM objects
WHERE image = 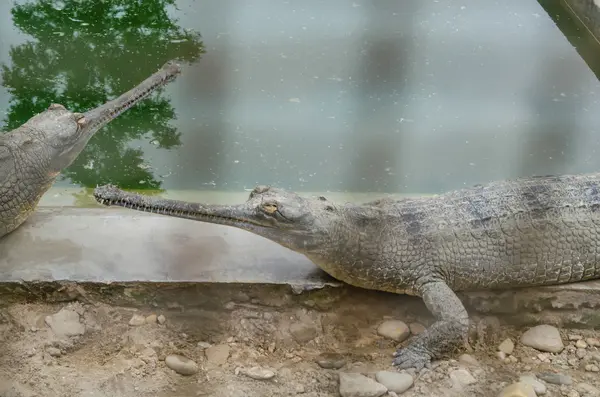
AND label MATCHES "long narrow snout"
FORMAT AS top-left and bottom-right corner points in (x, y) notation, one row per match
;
(93, 184), (261, 227)
(82, 61), (182, 135)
